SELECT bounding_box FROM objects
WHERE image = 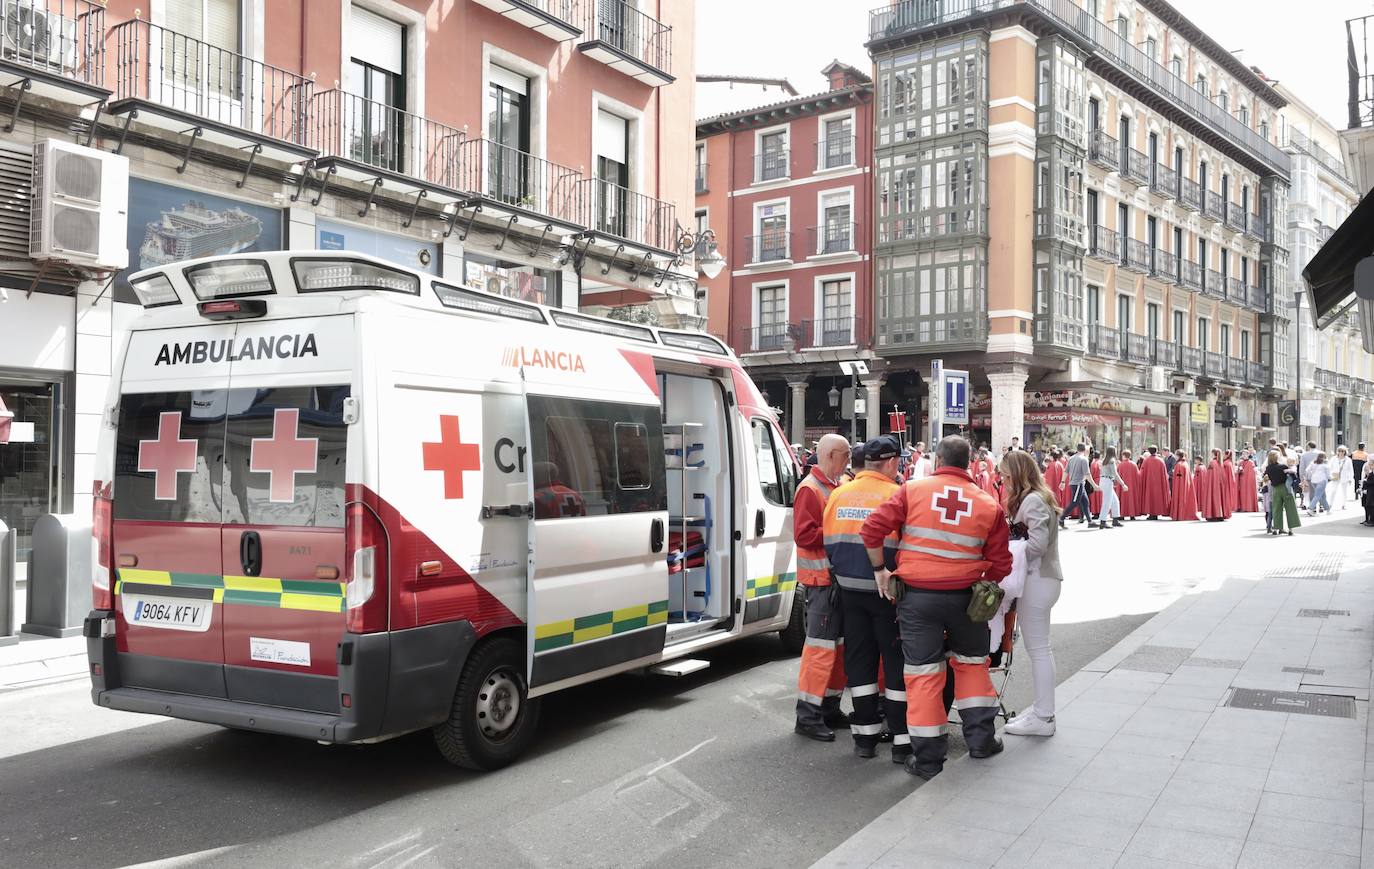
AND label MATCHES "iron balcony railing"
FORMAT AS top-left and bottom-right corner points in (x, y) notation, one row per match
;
(1227, 357), (1247, 383)
(809, 222), (857, 255)
(1151, 339), (1177, 368)
(817, 135), (856, 170)
(1202, 269), (1226, 298)
(1248, 284), (1266, 311)
(868, 0), (1288, 174)
(1247, 212), (1265, 240)
(1152, 248), (1177, 283)
(581, 178), (676, 250)
(1088, 225), (1121, 262)
(1125, 332), (1151, 365)
(1122, 237), (1150, 272)
(1336, 373), (1353, 393)
(1249, 362), (1270, 386)
(1204, 351), (1225, 379)
(1315, 221), (1336, 244)
(309, 89), (463, 185)
(1088, 323), (1121, 359)
(1226, 202), (1246, 231)
(746, 231), (792, 264)
(755, 149), (789, 182)
(1179, 346), (1203, 374)
(1150, 163), (1177, 199)
(743, 322), (795, 353)
(1121, 147), (1150, 185)
(1203, 190), (1225, 222)
(1180, 259), (1202, 290)
(1285, 128), (1354, 186)
(456, 138), (584, 225)
(1226, 276), (1243, 303)
(6, 0), (104, 86)
(582, 0), (672, 77)
(1088, 129), (1119, 171)
(695, 162), (708, 194)
(111, 18), (311, 146)
(802, 316), (863, 349)
(1179, 176), (1201, 211)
